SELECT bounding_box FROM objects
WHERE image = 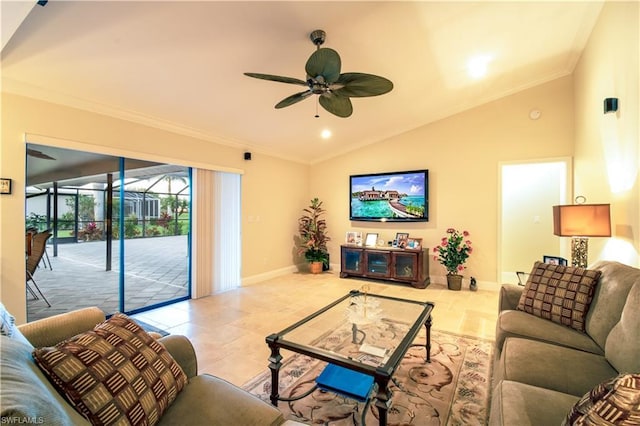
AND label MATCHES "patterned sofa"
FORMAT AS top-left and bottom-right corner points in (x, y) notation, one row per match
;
(489, 260), (640, 425)
(1, 305), (300, 425)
